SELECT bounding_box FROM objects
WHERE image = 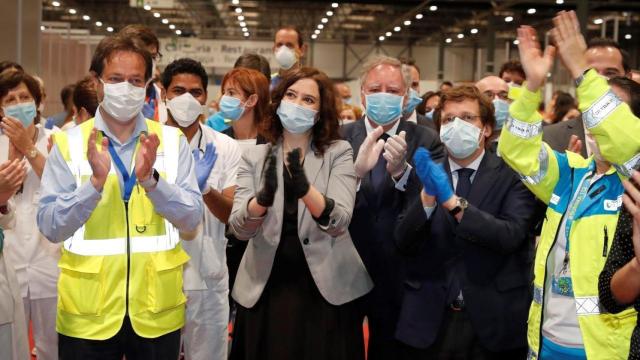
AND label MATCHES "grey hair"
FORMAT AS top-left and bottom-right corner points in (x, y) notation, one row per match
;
(359, 55), (412, 94)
